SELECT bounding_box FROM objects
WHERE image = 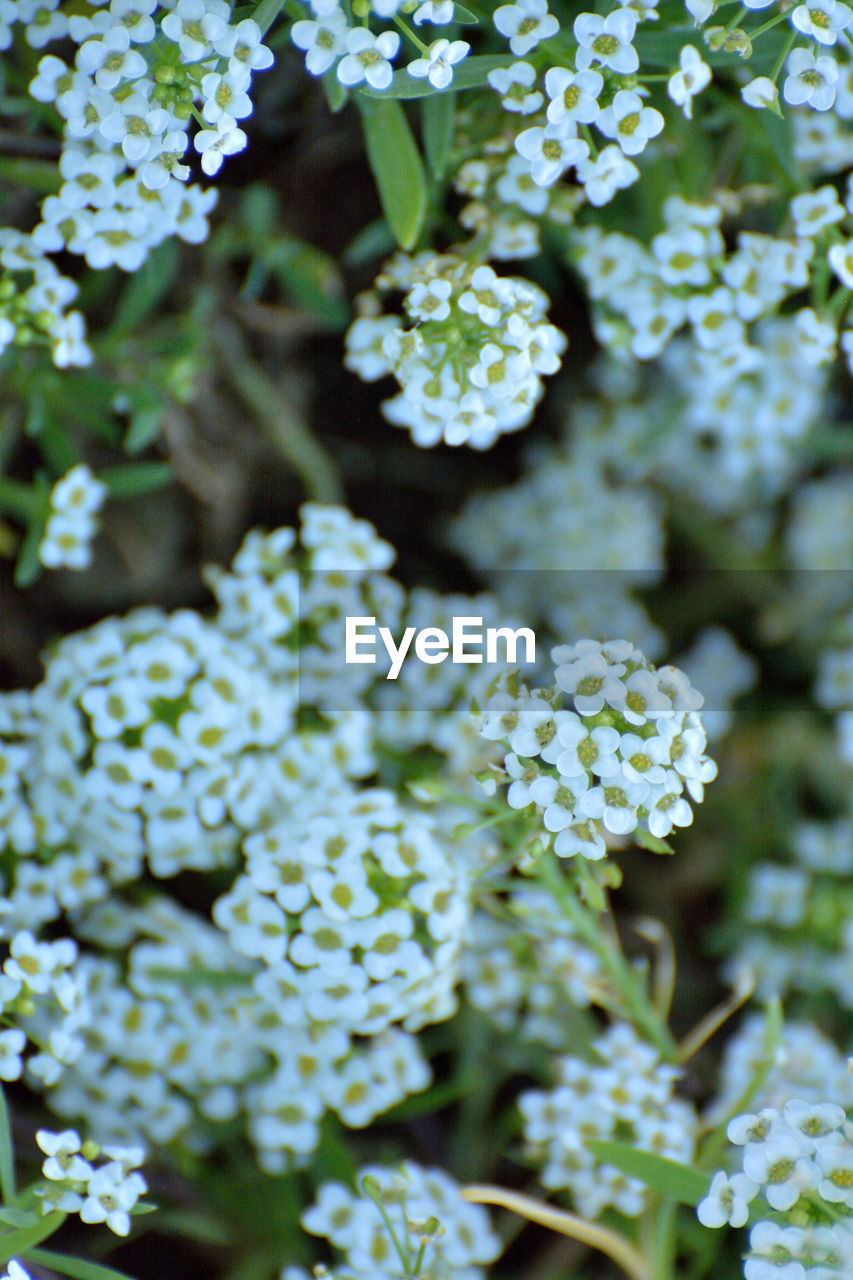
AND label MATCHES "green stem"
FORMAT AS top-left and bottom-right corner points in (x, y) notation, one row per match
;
(214, 318), (343, 504)
(770, 30), (797, 83)
(725, 4), (748, 32)
(537, 853), (678, 1060)
(393, 13), (429, 53)
(580, 122), (598, 158)
(748, 9), (790, 38)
